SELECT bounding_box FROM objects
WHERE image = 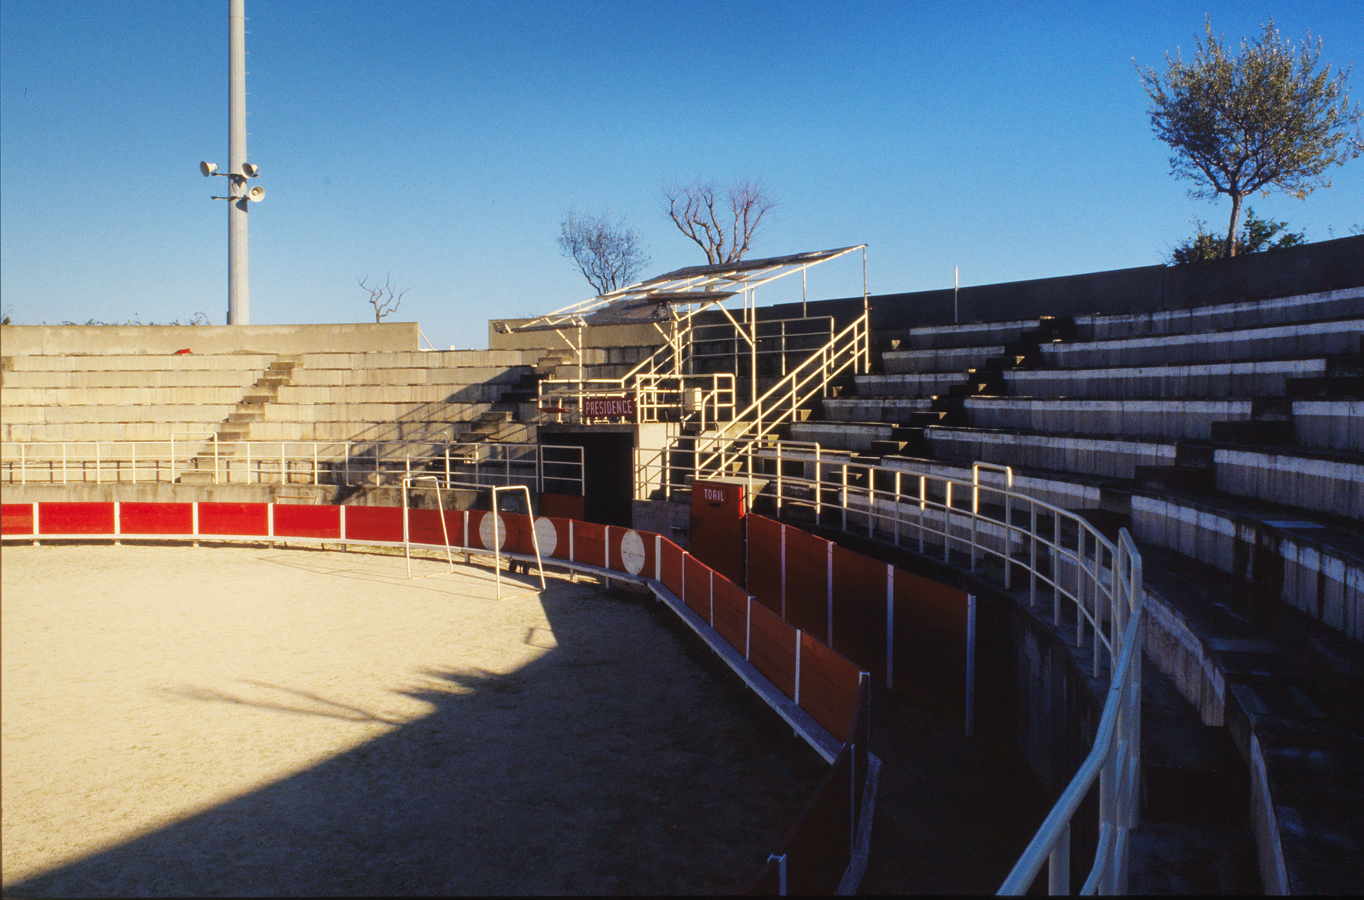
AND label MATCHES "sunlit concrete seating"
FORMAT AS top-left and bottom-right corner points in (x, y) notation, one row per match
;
(1004, 359), (1328, 401)
(1042, 318), (1363, 369)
